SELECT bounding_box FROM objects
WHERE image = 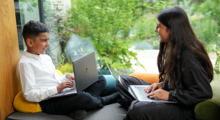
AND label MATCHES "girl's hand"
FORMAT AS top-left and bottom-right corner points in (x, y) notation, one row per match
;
(57, 79), (75, 93)
(147, 89), (169, 100)
(144, 82), (163, 93)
